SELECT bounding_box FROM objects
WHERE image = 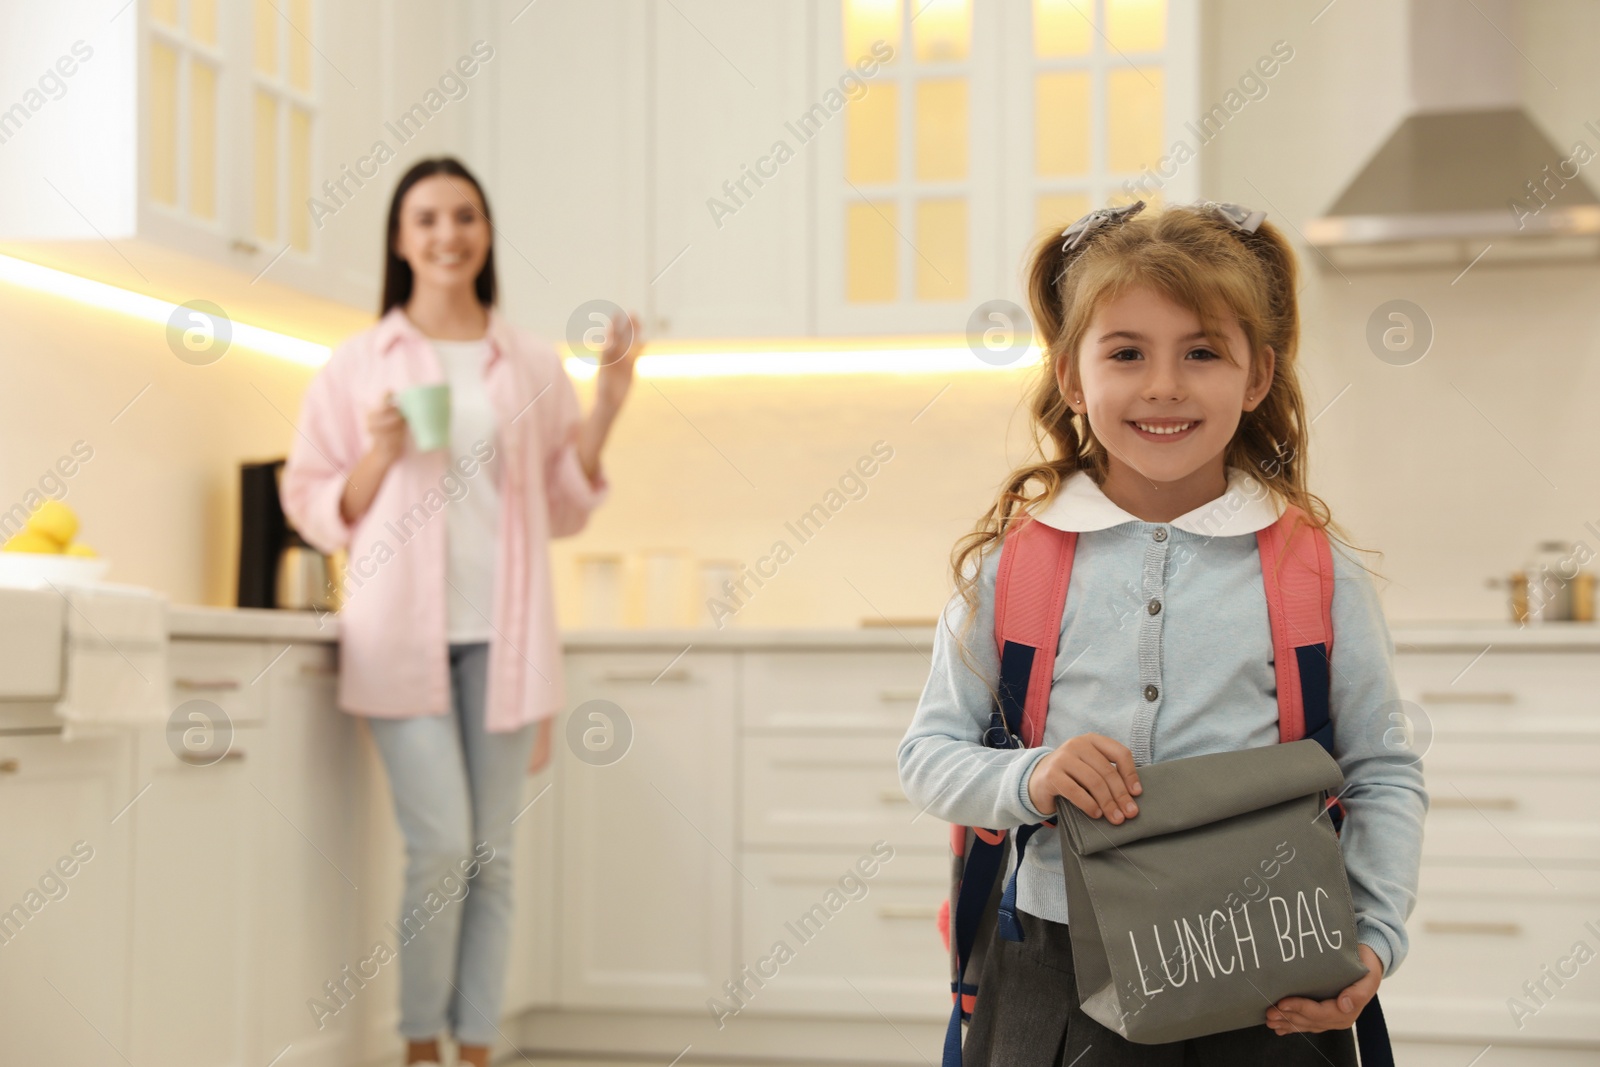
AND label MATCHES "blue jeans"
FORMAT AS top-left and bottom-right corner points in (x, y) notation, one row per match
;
(367, 643), (536, 1046)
